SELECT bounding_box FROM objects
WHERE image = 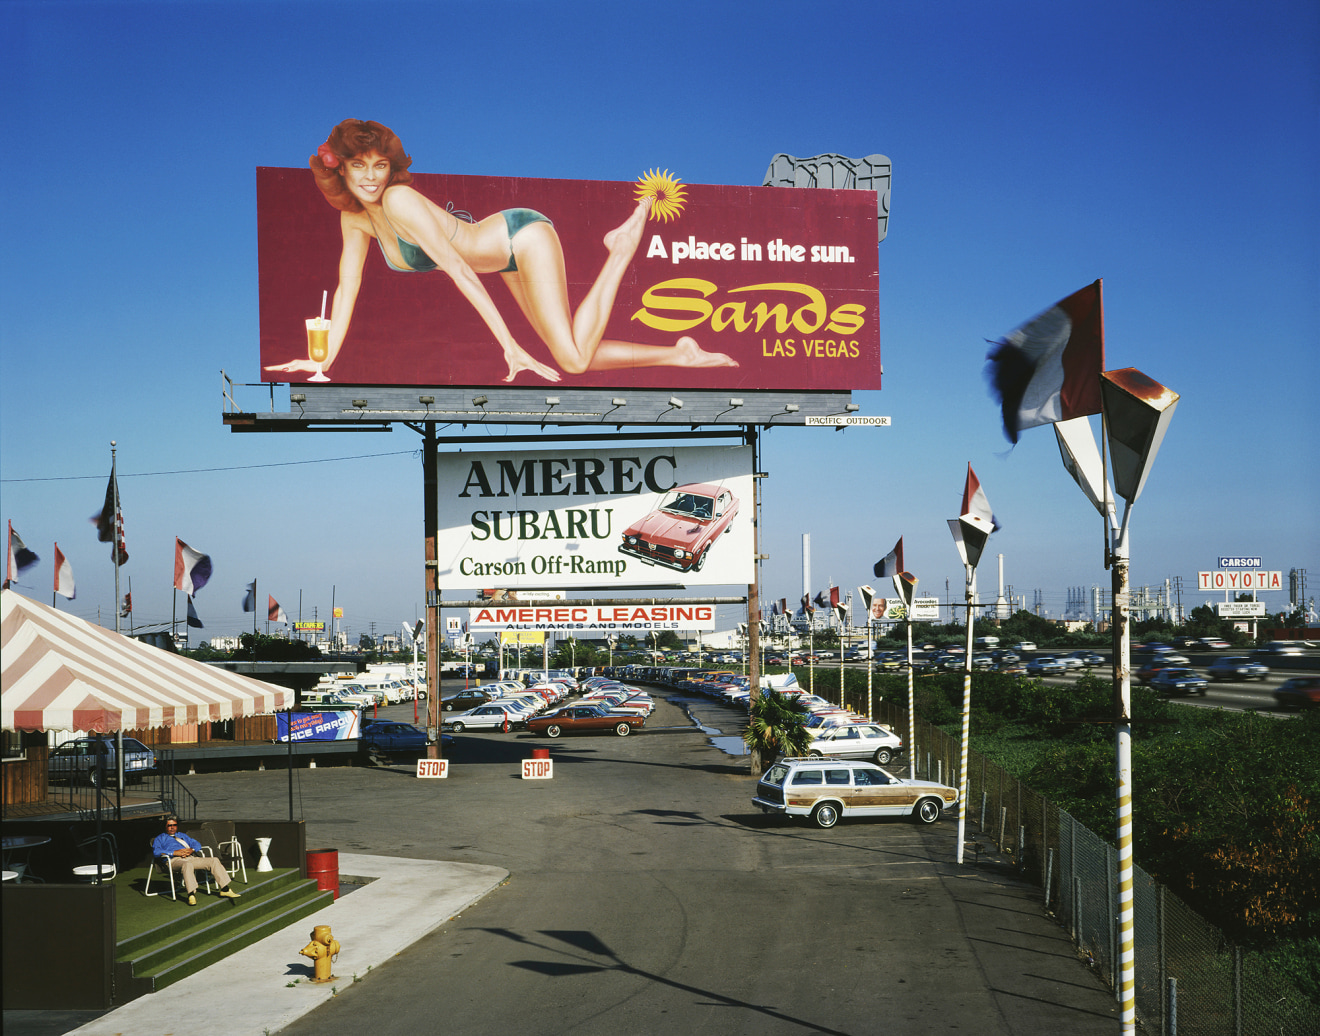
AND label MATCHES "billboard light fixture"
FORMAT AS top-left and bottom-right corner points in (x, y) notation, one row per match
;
(611, 397), (627, 407)
(545, 396), (560, 406)
(729, 398), (744, 407)
(352, 399), (368, 408)
(784, 403), (800, 413)
(845, 403), (860, 412)
(669, 396), (684, 408)
(419, 395), (435, 405)
(471, 395), (488, 407)
(290, 393), (306, 403)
